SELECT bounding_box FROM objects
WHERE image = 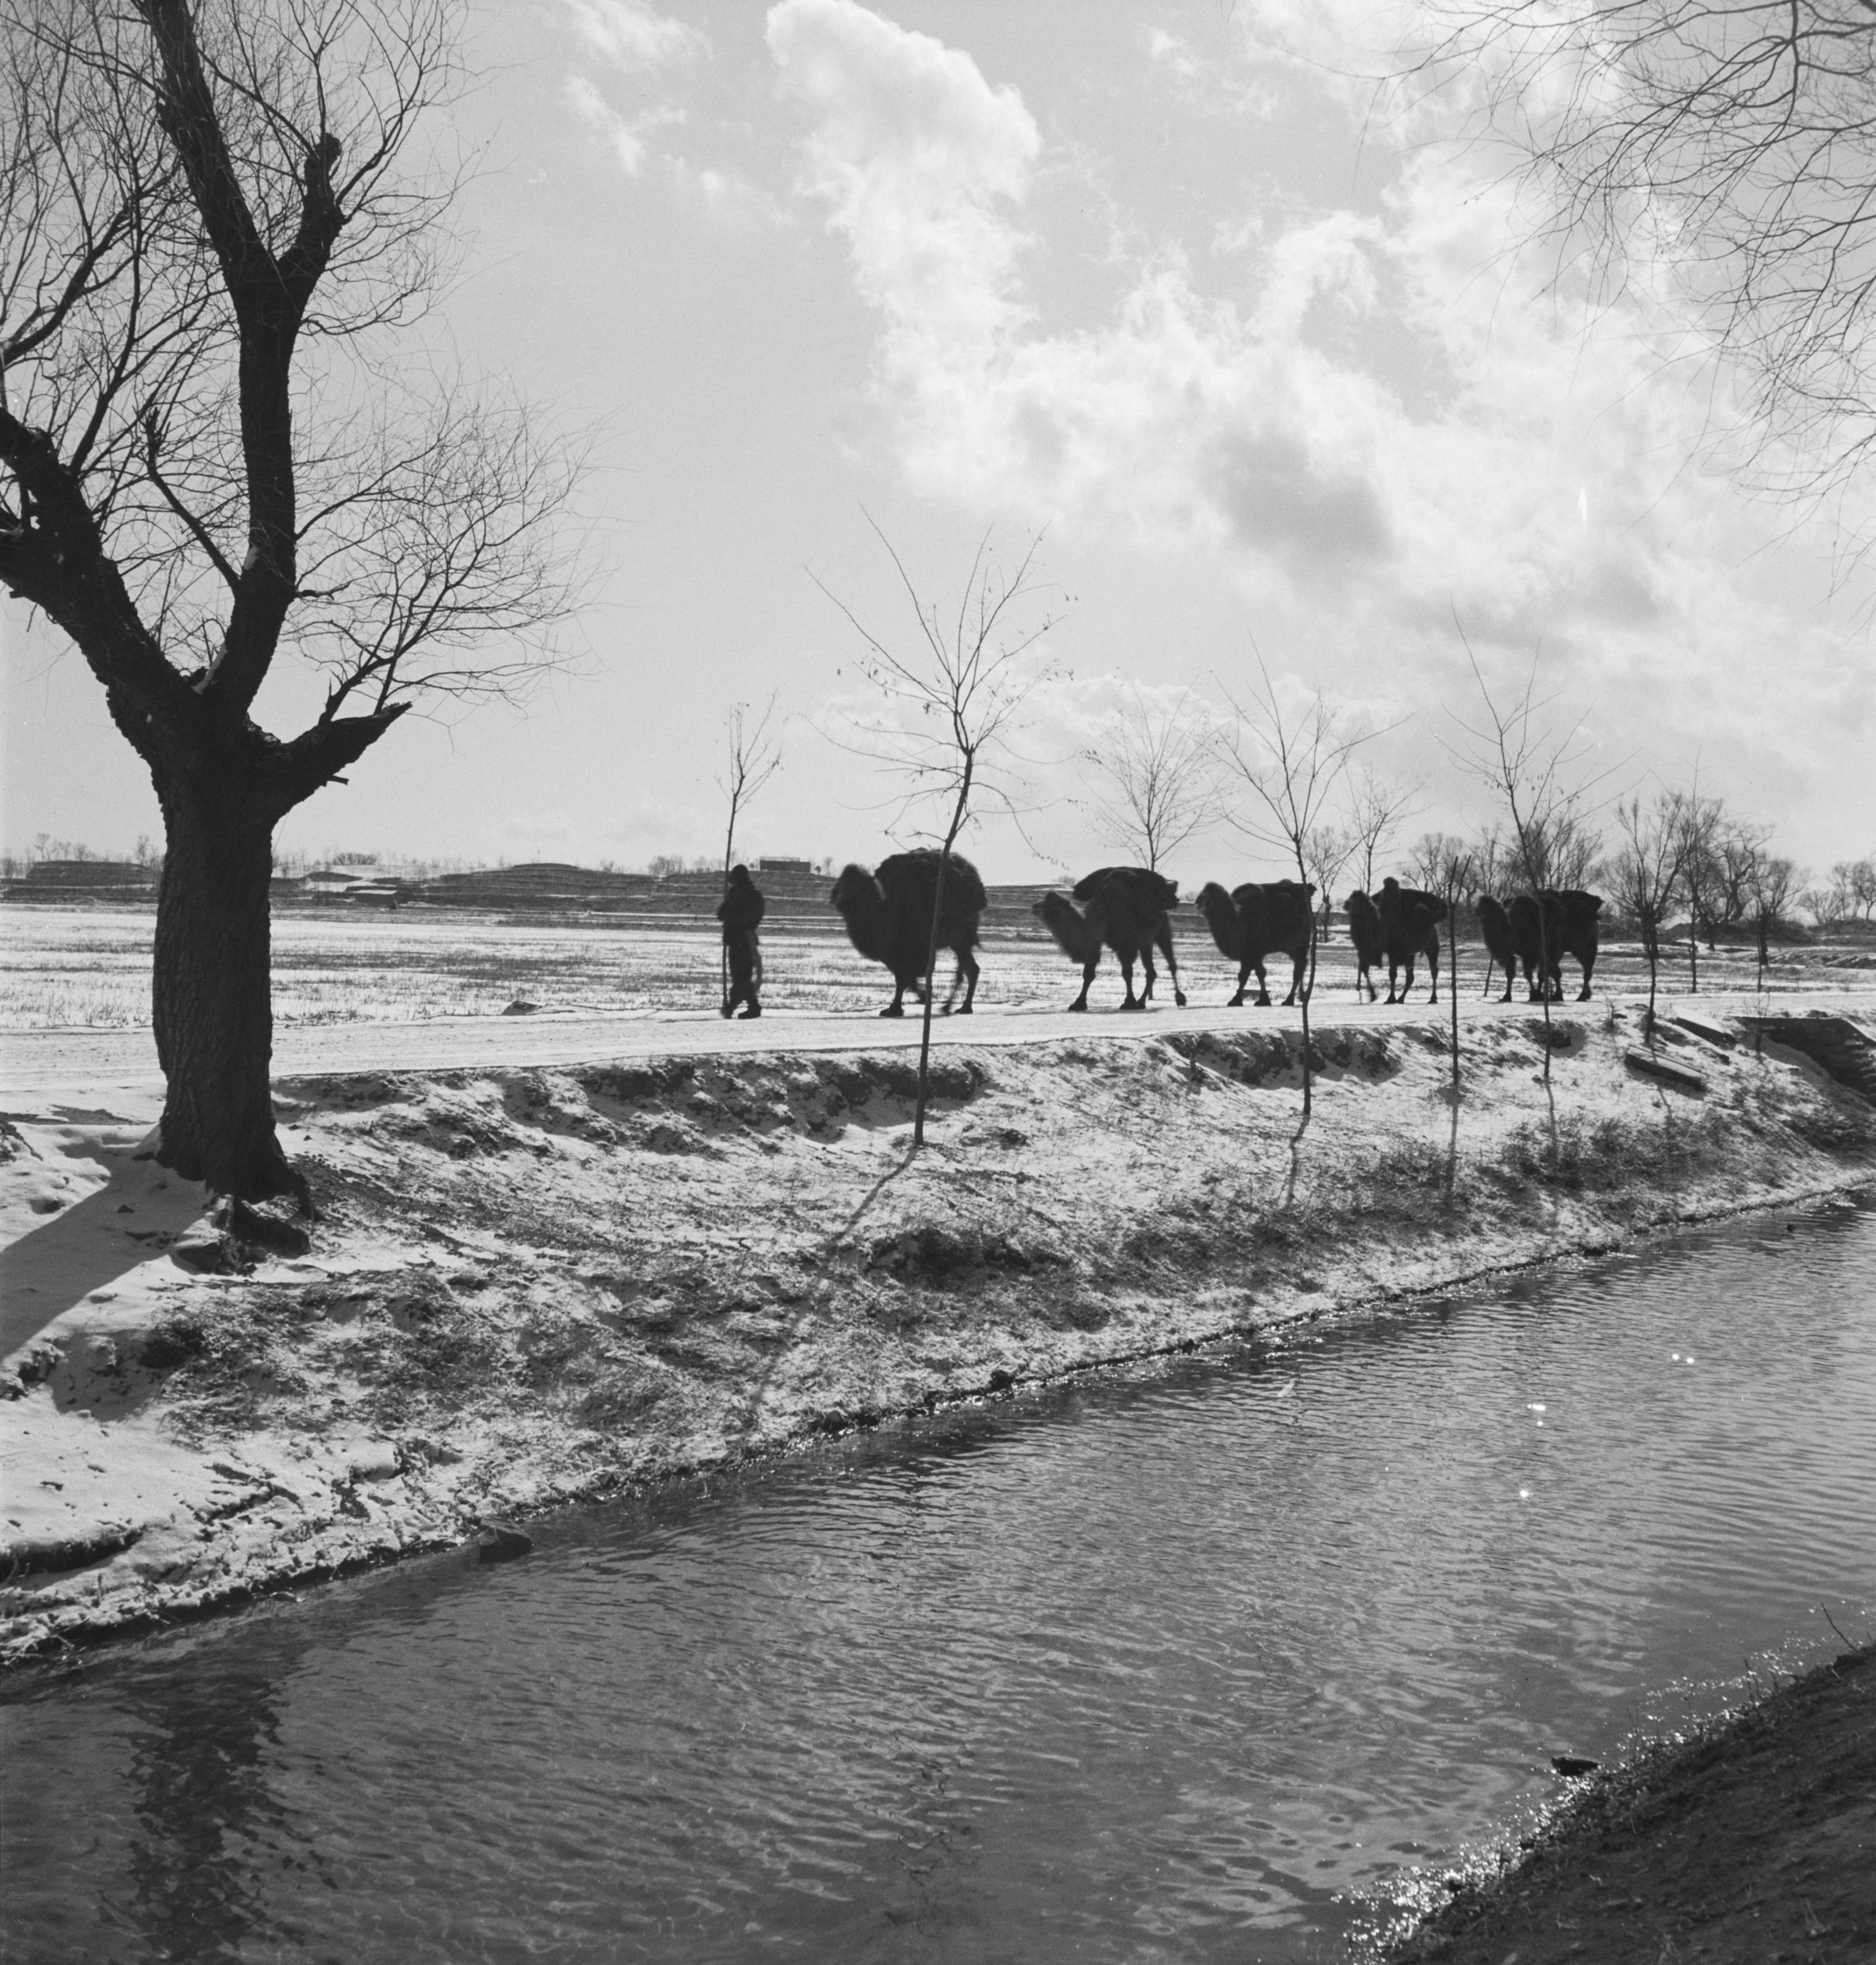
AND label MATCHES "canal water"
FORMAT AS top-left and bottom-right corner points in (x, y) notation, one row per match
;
(5, 1193), (1874, 1964)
